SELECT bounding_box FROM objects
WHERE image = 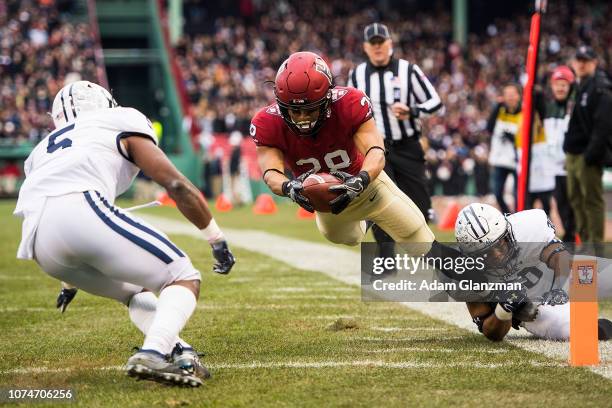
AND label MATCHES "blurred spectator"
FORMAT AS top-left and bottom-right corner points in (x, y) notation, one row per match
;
(228, 130), (244, 205)
(486, 84), (521, 214)
(0, 159), (20, 196)
(564, 45), (612, 242)
(0, 0), (98, 145)
(177, 0), (612, 198)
